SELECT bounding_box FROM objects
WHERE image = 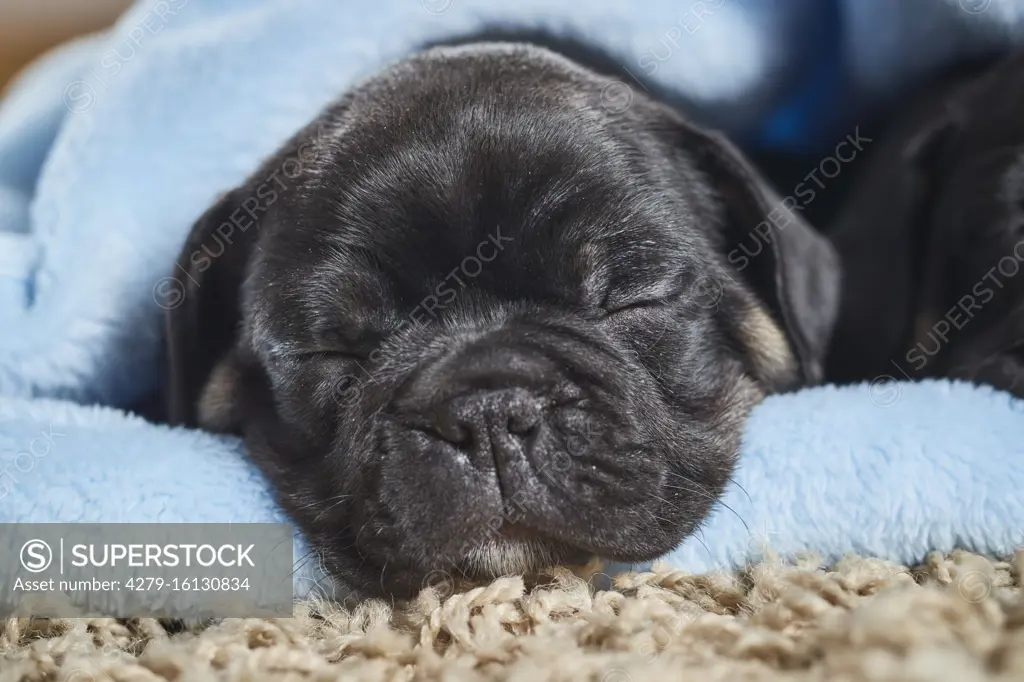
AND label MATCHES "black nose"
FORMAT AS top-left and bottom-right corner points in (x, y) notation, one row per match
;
(431, 388), (545, 465)
(393, 340), (582, 474)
